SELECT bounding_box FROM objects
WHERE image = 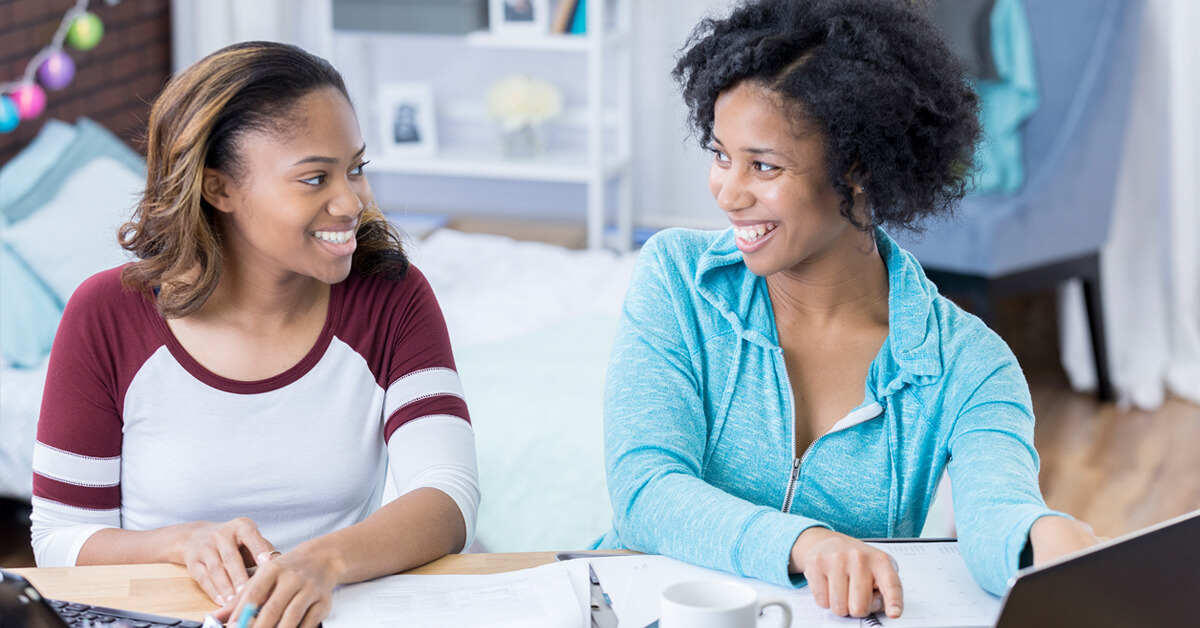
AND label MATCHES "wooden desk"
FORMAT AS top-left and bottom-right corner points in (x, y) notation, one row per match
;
(10, 551), (629, 622)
